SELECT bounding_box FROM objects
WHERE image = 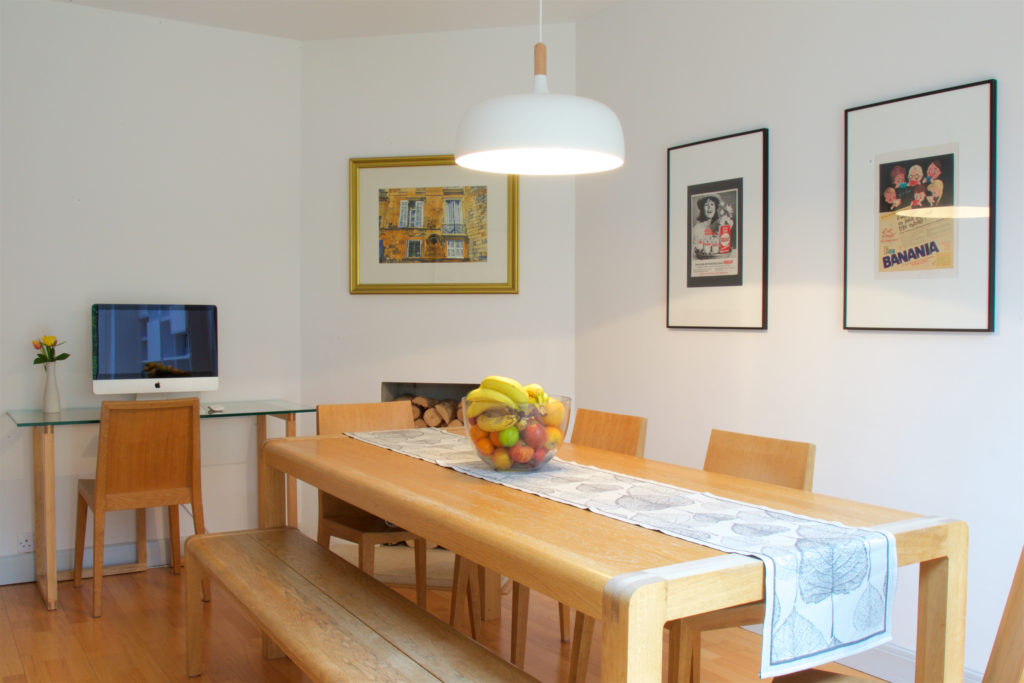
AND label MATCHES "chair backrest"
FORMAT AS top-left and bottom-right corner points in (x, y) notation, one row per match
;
(95, 397), (201, 509)
(984, 544), (1024, 683)
(703, 428), (815, 490)
(570, 408), (648, 459)
(316, 401), (415, 436)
